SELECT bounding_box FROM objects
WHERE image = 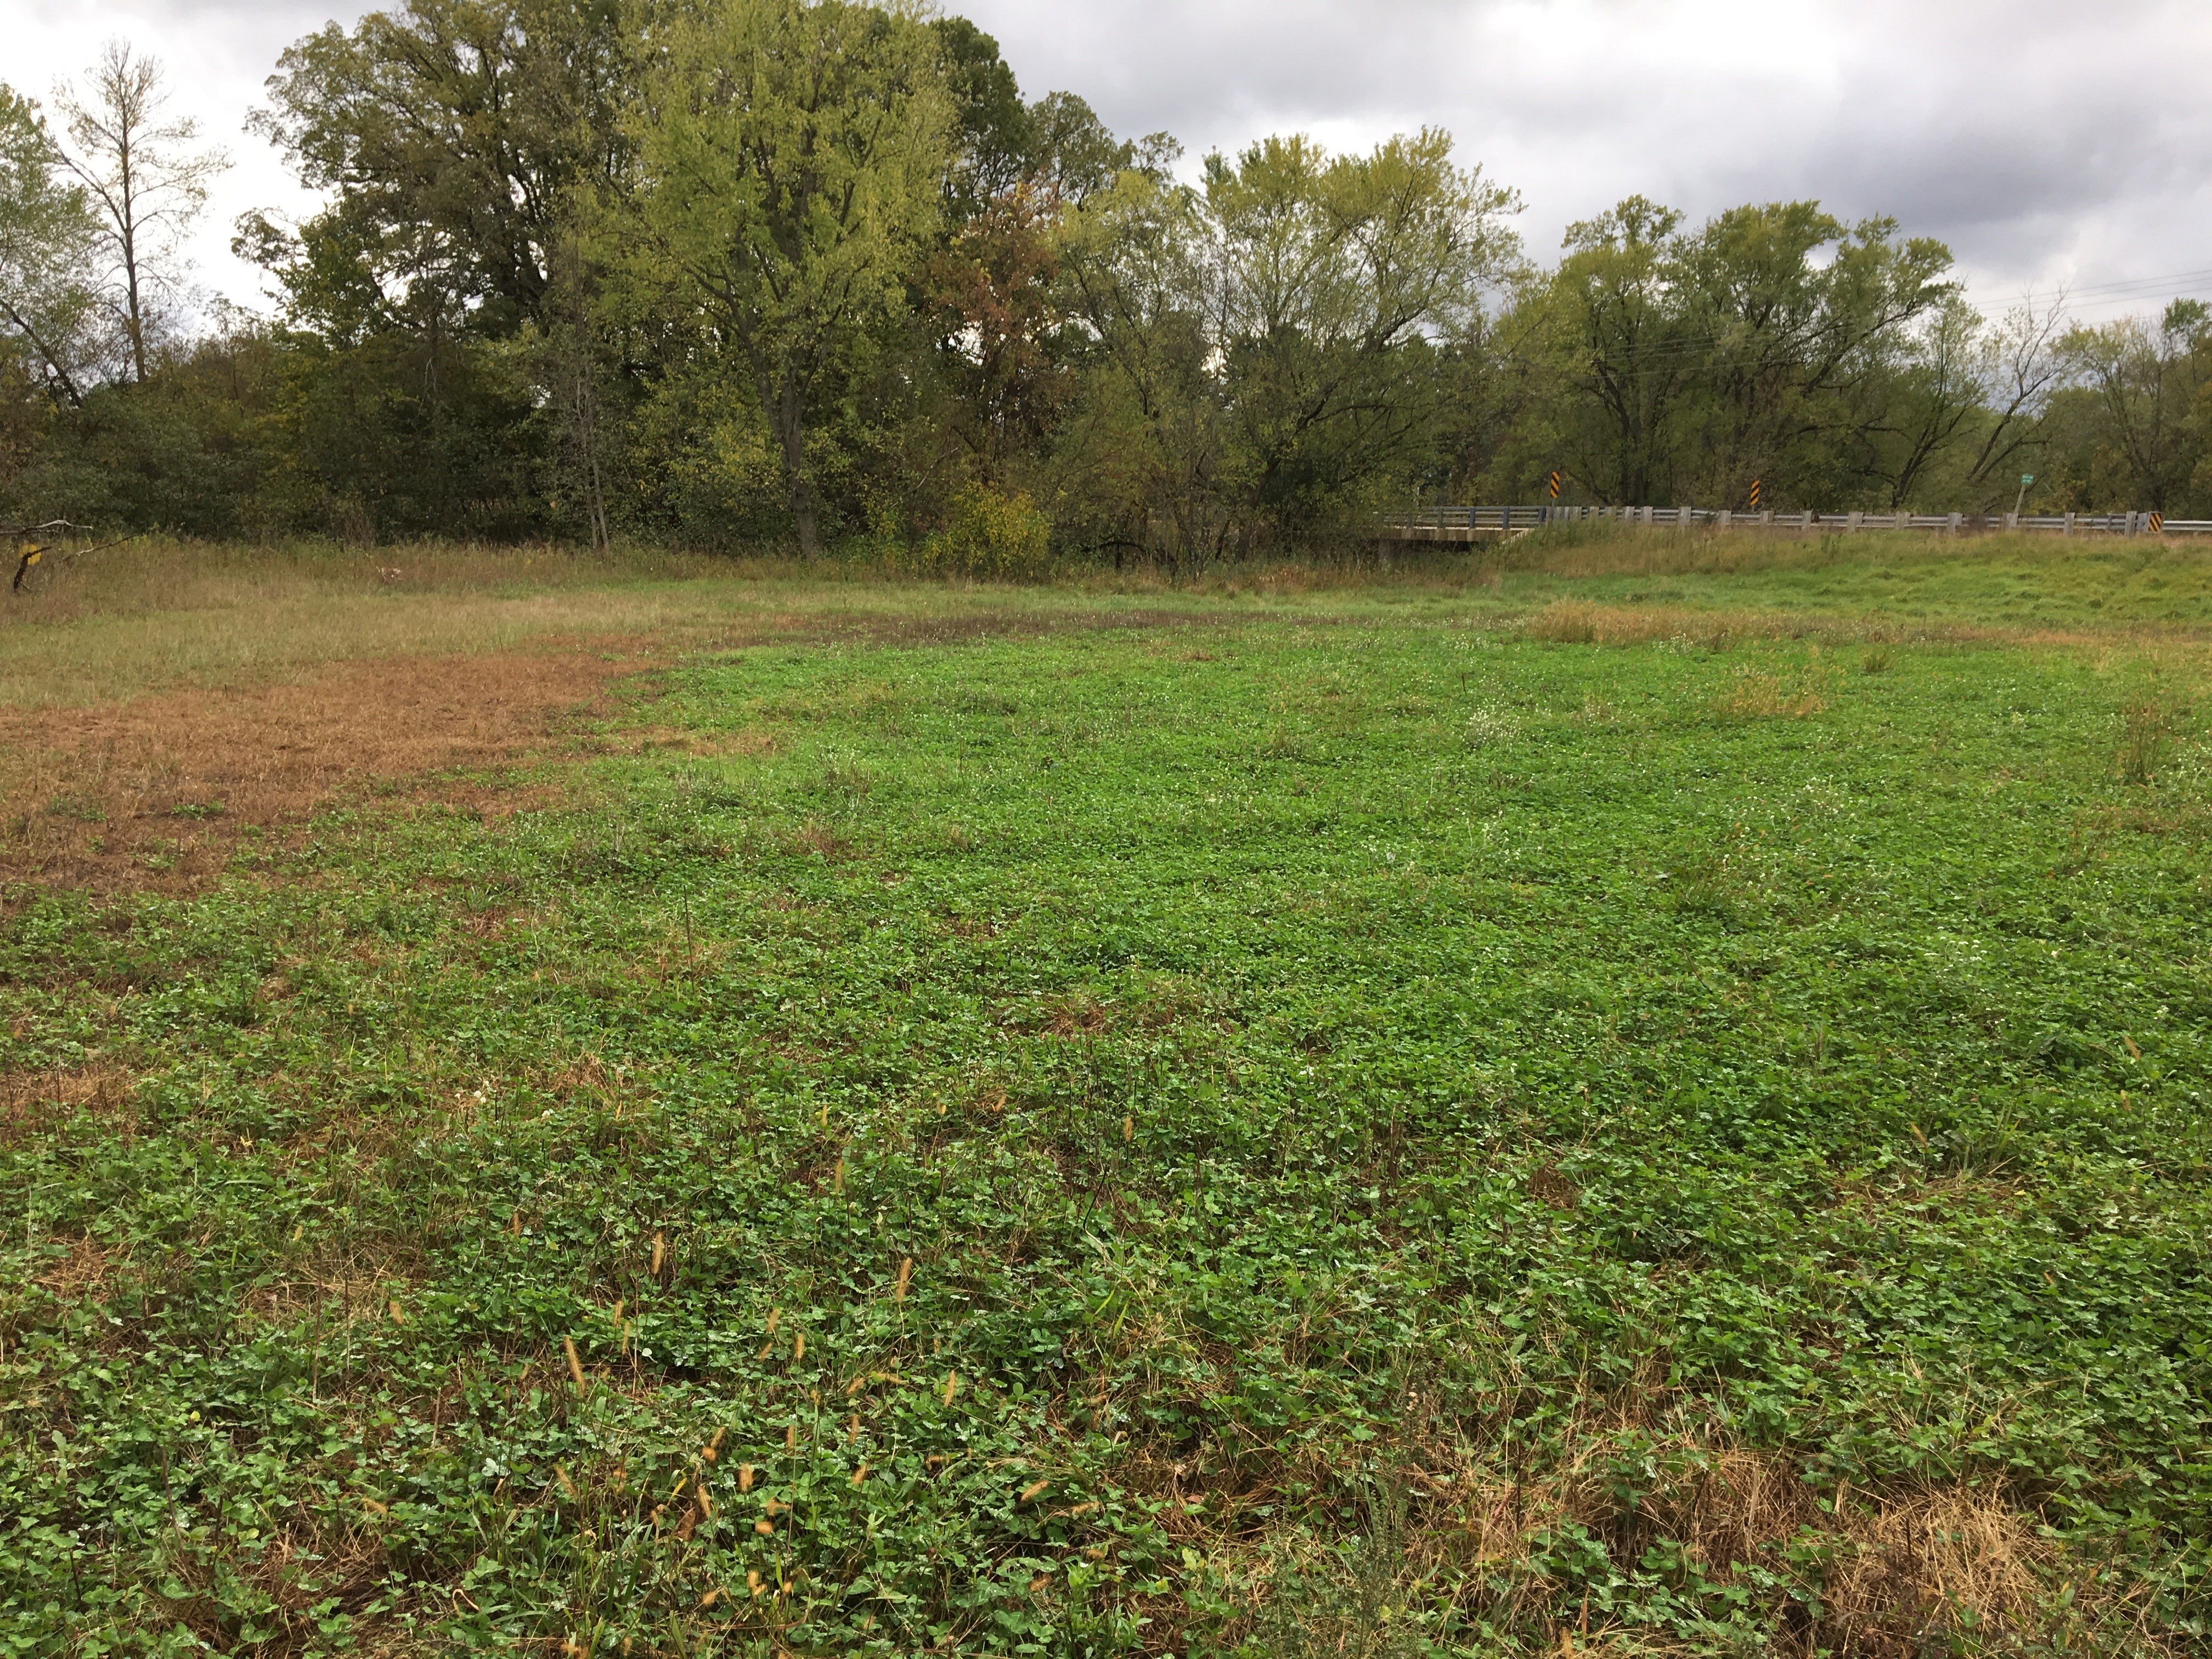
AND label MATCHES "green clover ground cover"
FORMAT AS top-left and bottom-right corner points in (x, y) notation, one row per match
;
(3, 613), (2209, 1656)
